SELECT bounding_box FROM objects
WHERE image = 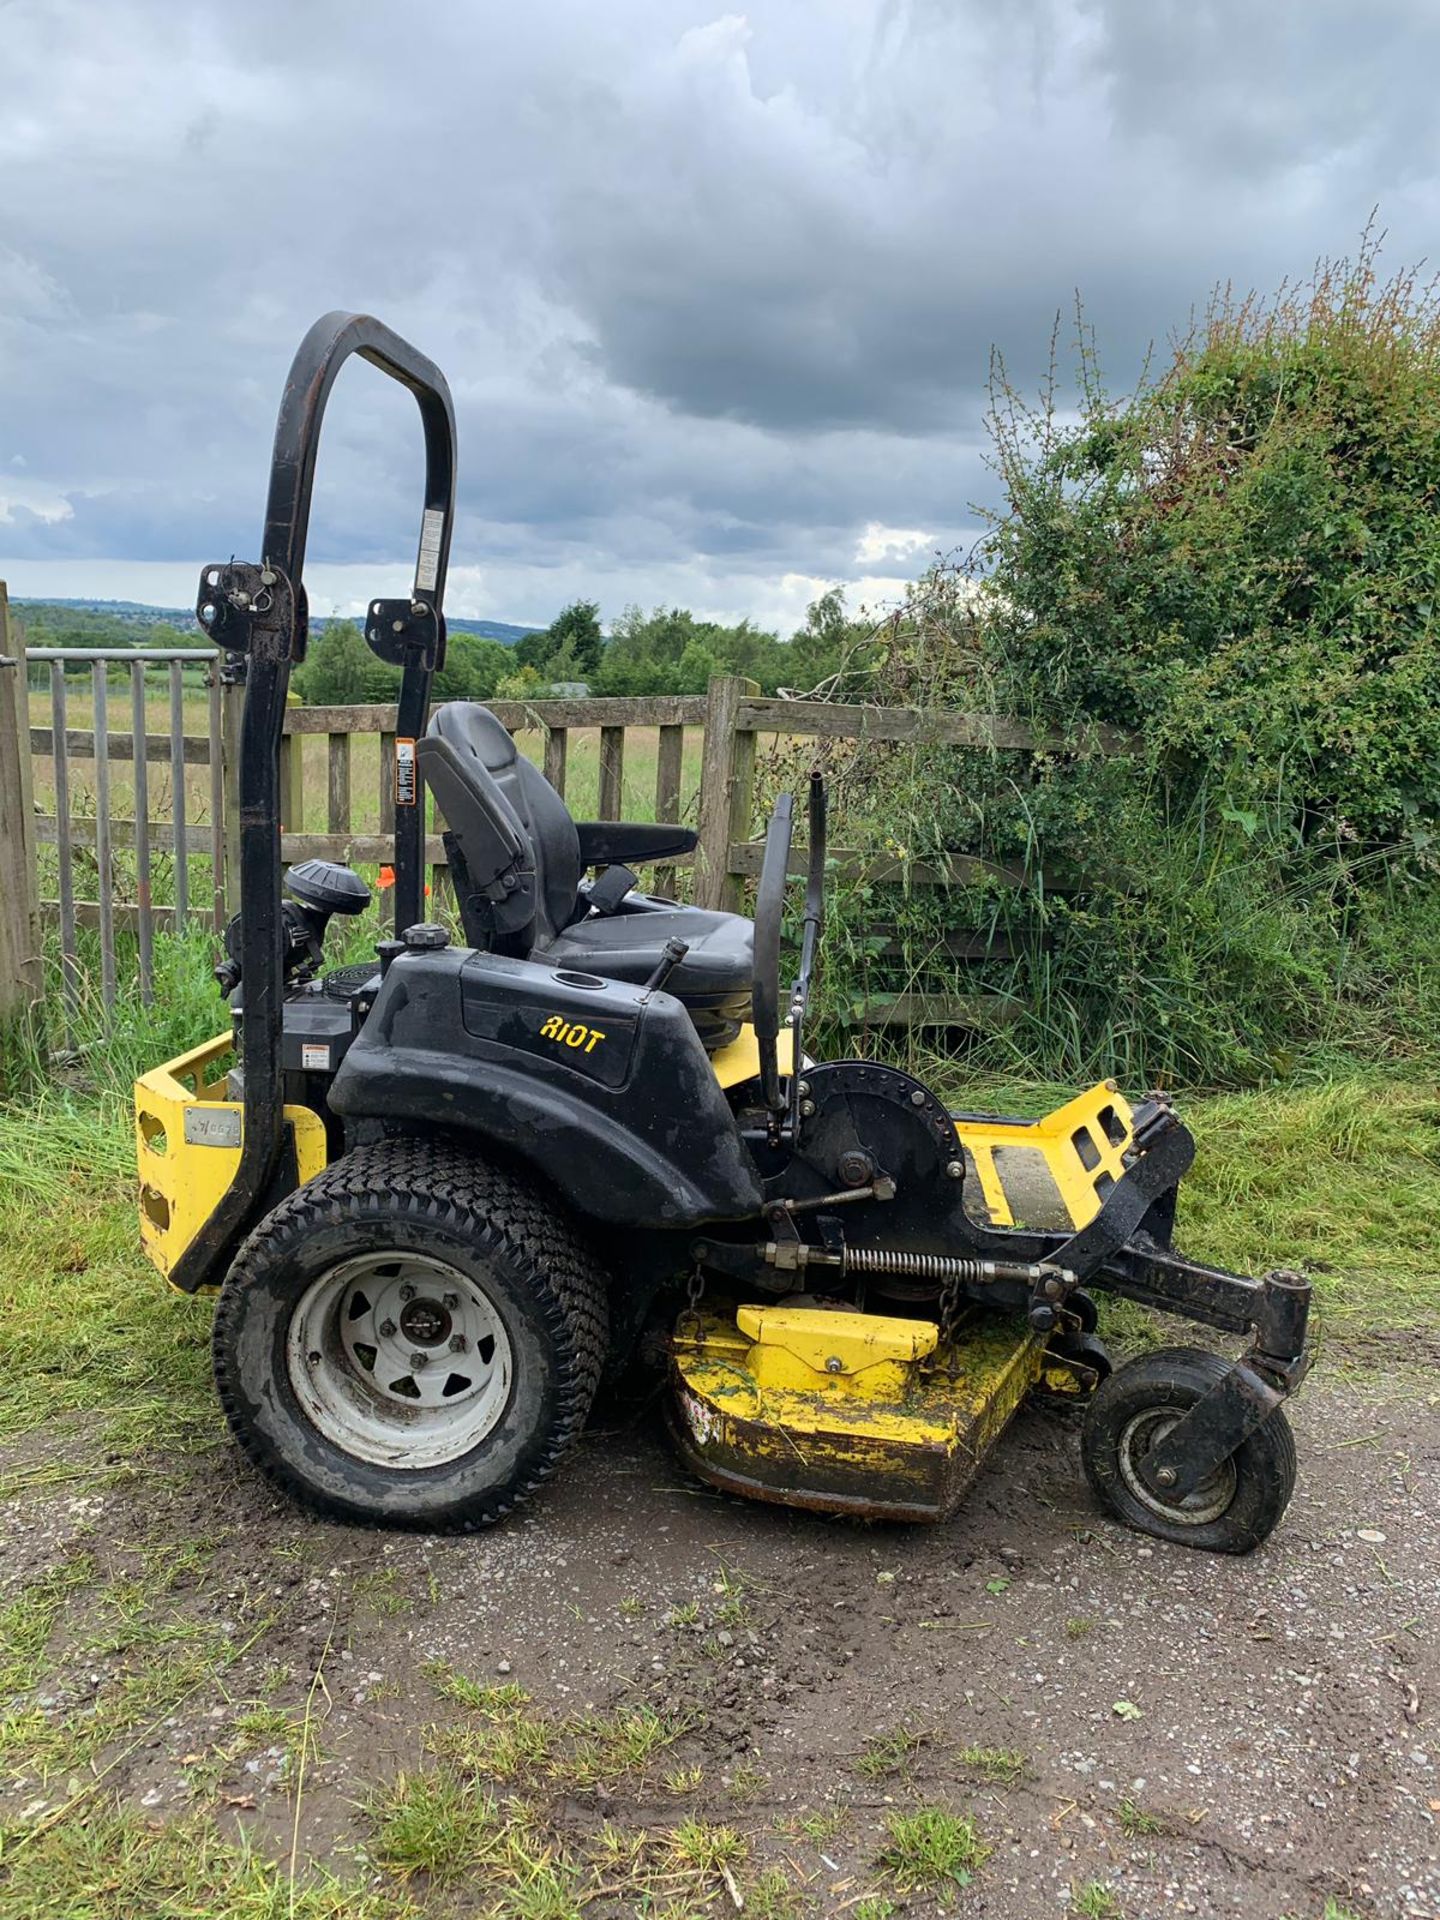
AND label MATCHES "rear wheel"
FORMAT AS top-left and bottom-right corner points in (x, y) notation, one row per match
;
(212, 1142), (608, 1529)
(1081, 1346), (1296, 1553)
